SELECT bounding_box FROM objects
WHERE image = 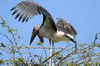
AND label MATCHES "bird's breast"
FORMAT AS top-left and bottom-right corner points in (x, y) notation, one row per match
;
(39, 29), (71, 42)
(51, 31), (70, 42)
